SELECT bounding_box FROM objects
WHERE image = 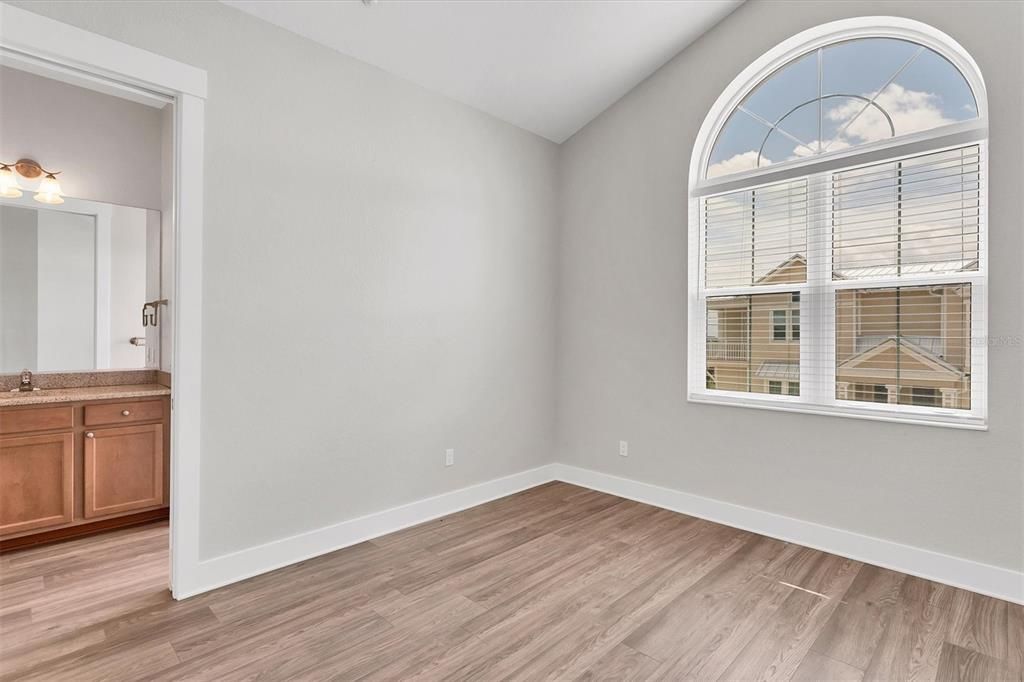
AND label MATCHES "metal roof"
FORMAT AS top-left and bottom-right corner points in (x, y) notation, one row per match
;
(754, 361), (799, 380)
(833, 259), (978, 280)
